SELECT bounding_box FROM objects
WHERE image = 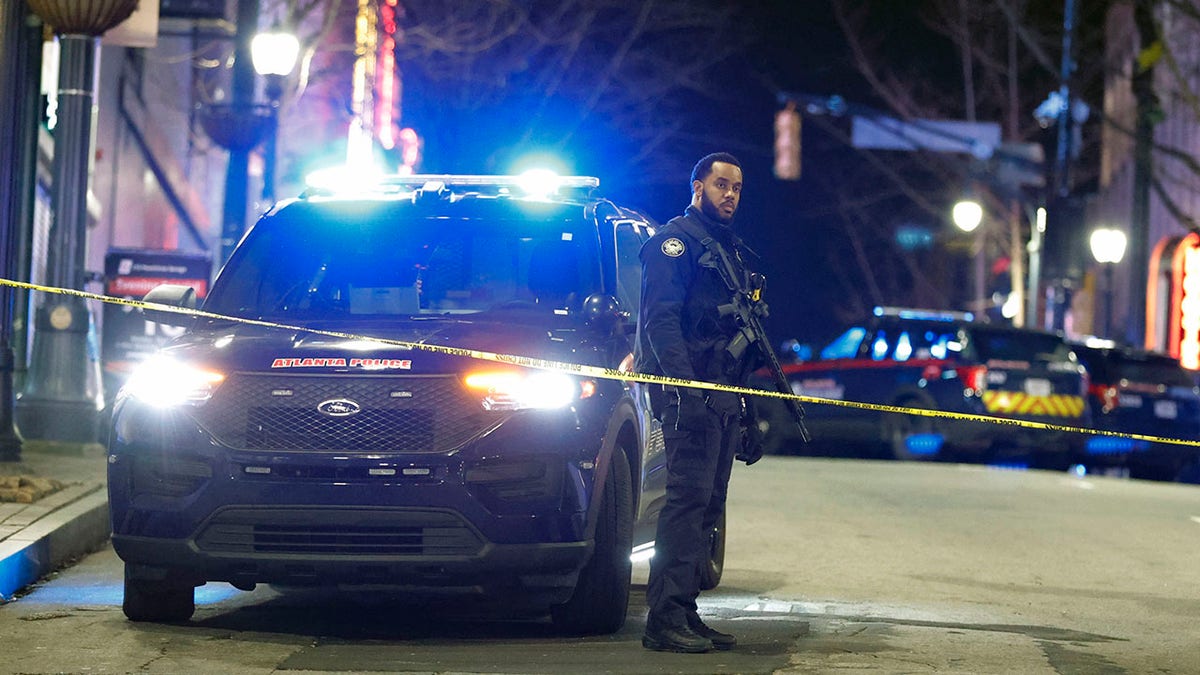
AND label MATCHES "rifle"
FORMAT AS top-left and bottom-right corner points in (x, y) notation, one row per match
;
(702, 238), (812, 444)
